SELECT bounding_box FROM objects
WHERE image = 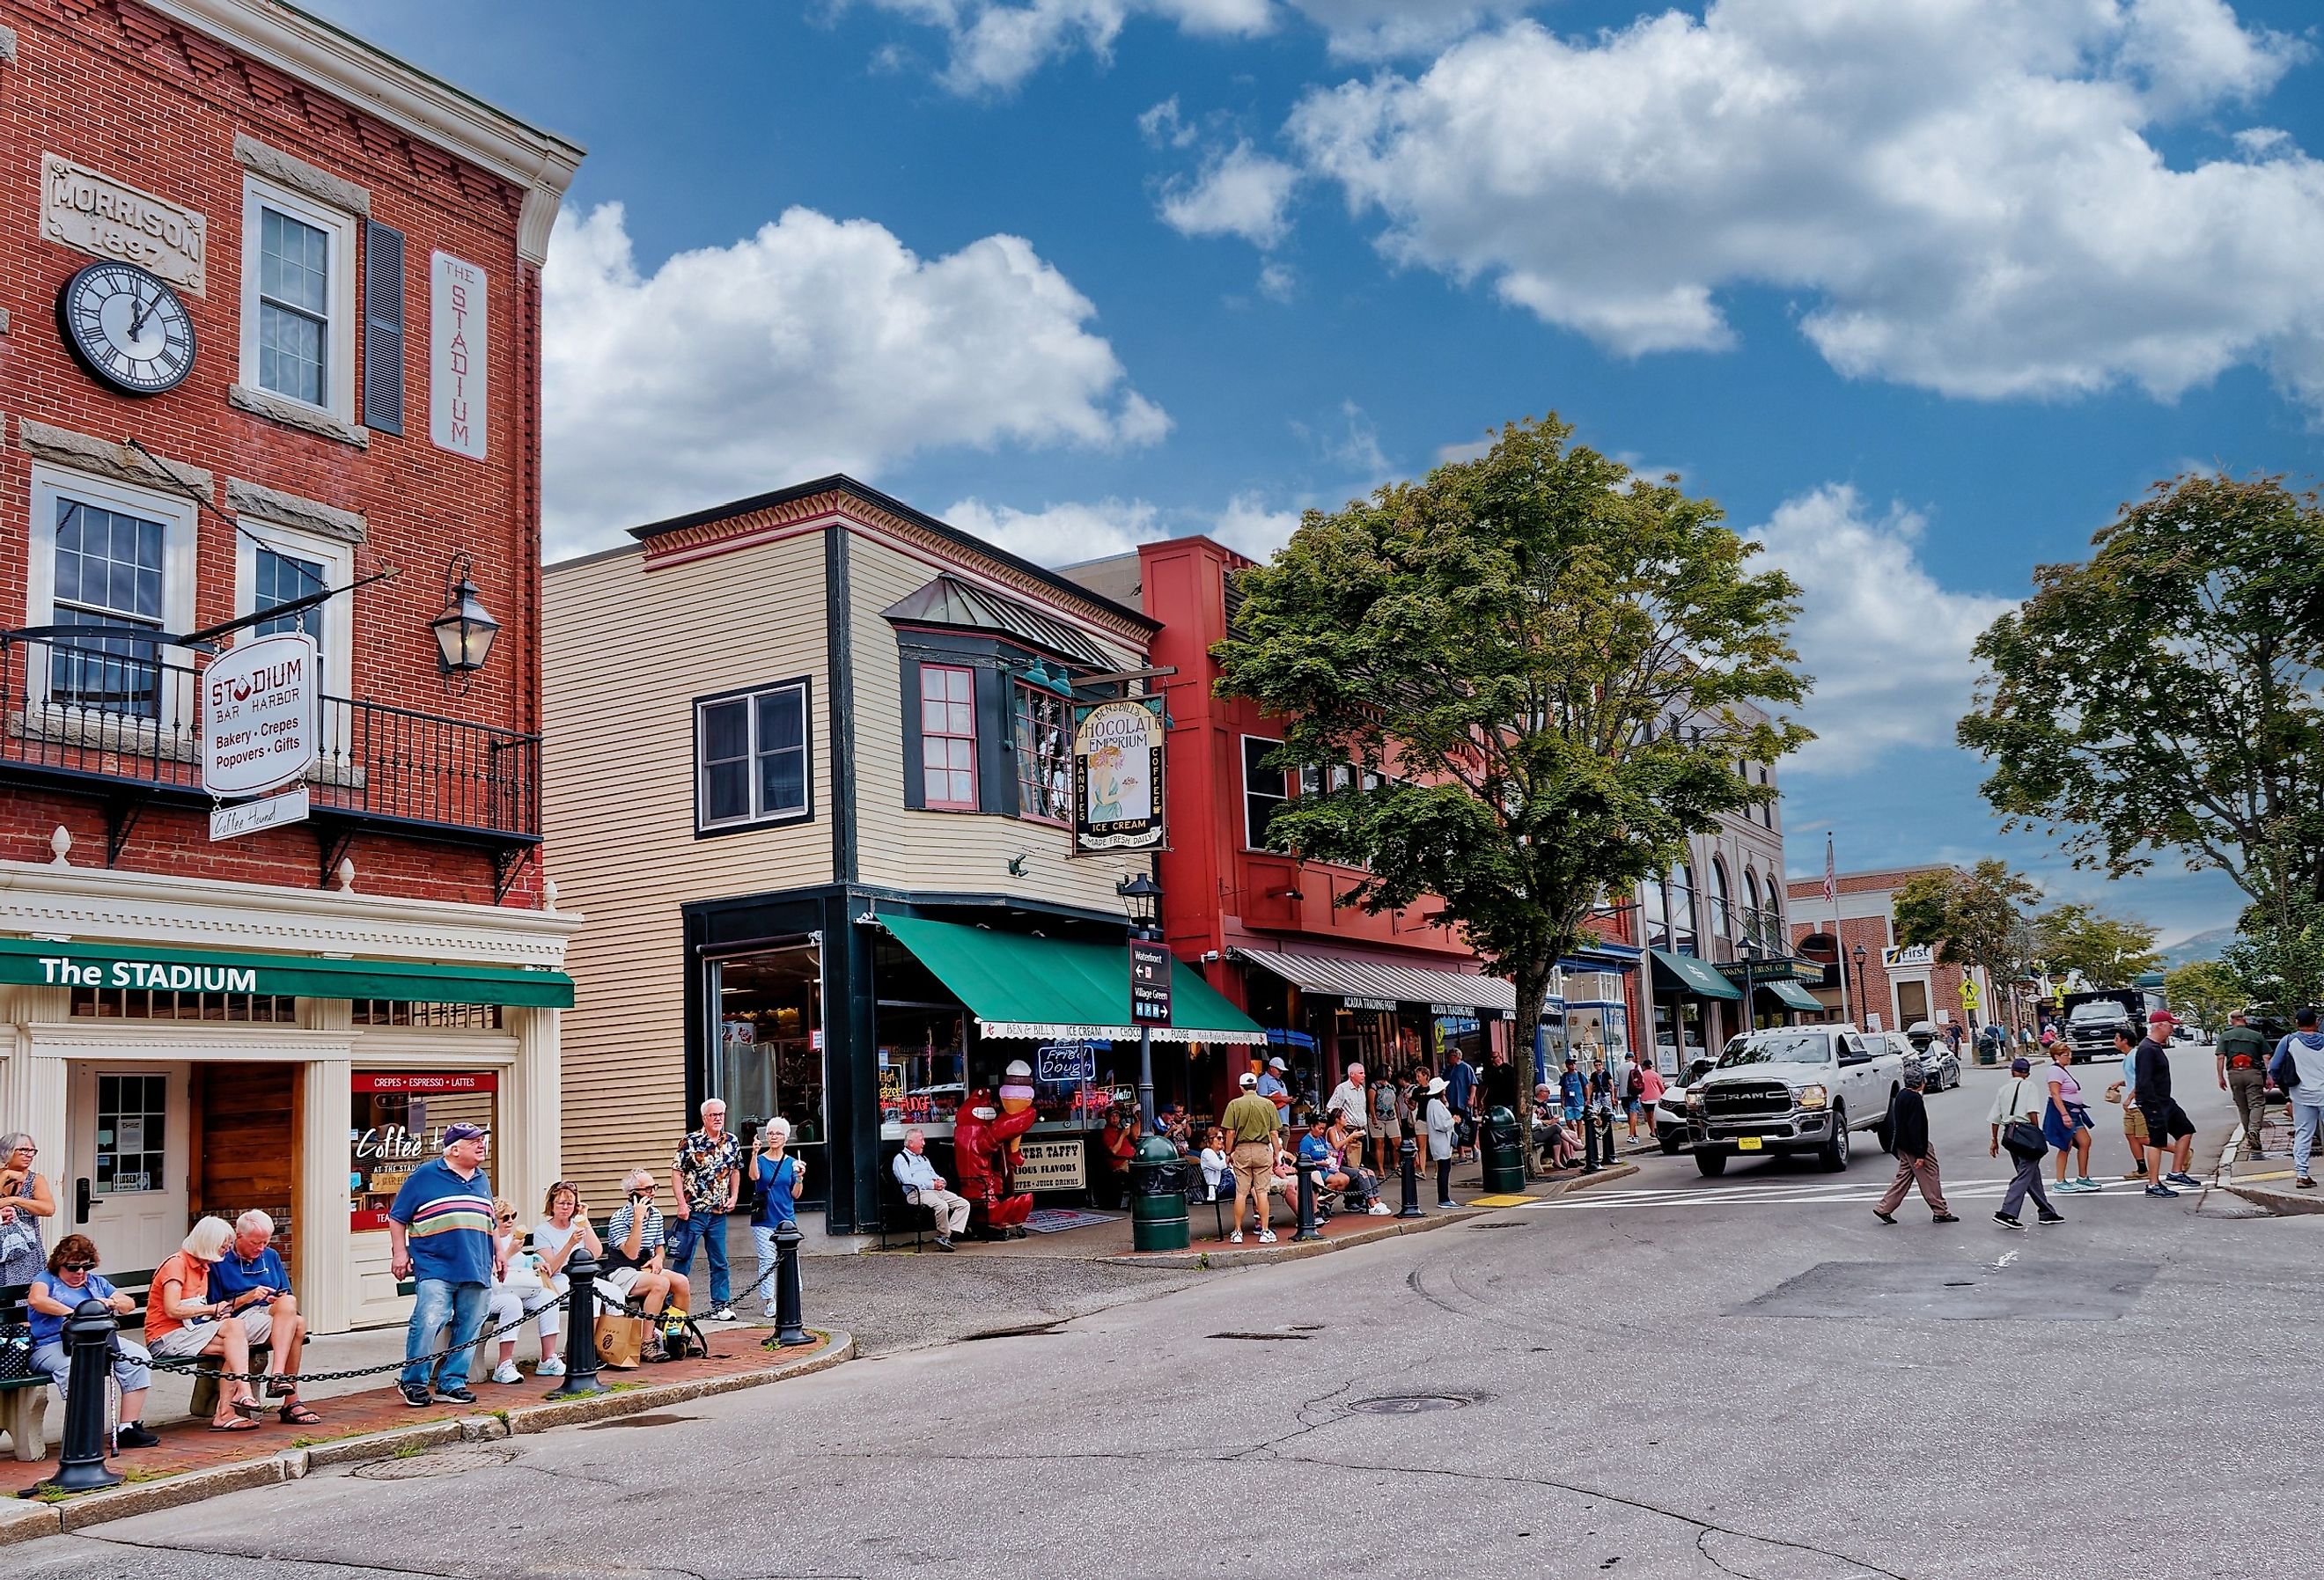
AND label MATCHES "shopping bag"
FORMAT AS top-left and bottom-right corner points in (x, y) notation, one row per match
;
(592, 1312), (645, 1370)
